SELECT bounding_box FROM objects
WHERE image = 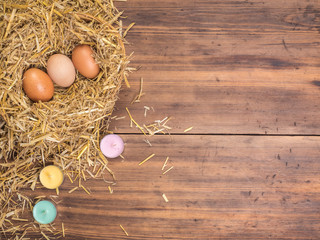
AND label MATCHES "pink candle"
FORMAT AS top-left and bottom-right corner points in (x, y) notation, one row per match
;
(100, 134), (124, 158)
